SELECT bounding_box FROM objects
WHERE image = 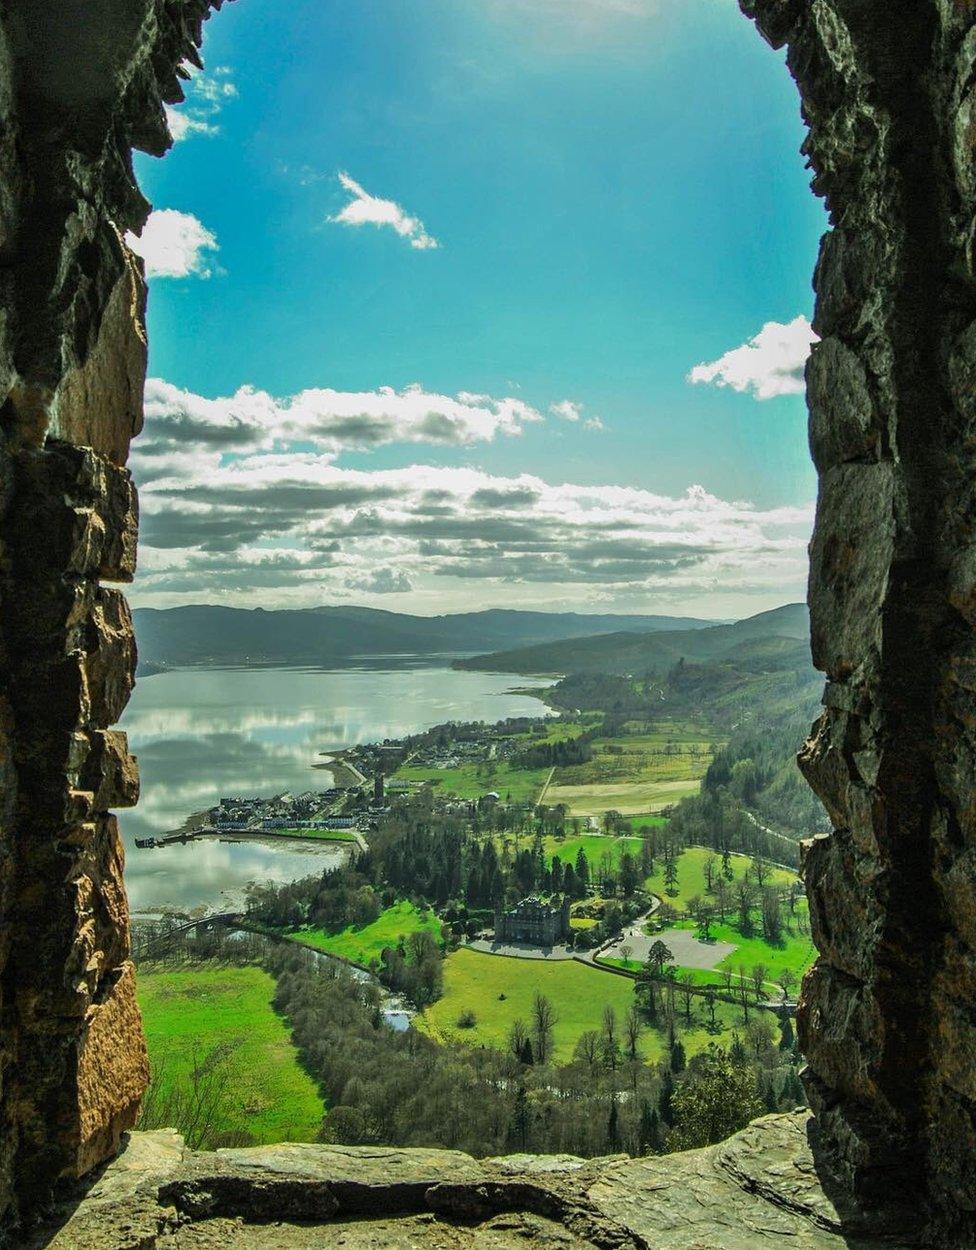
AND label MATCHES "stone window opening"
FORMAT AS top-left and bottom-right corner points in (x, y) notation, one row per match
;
(1, 2), (975, 1246)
